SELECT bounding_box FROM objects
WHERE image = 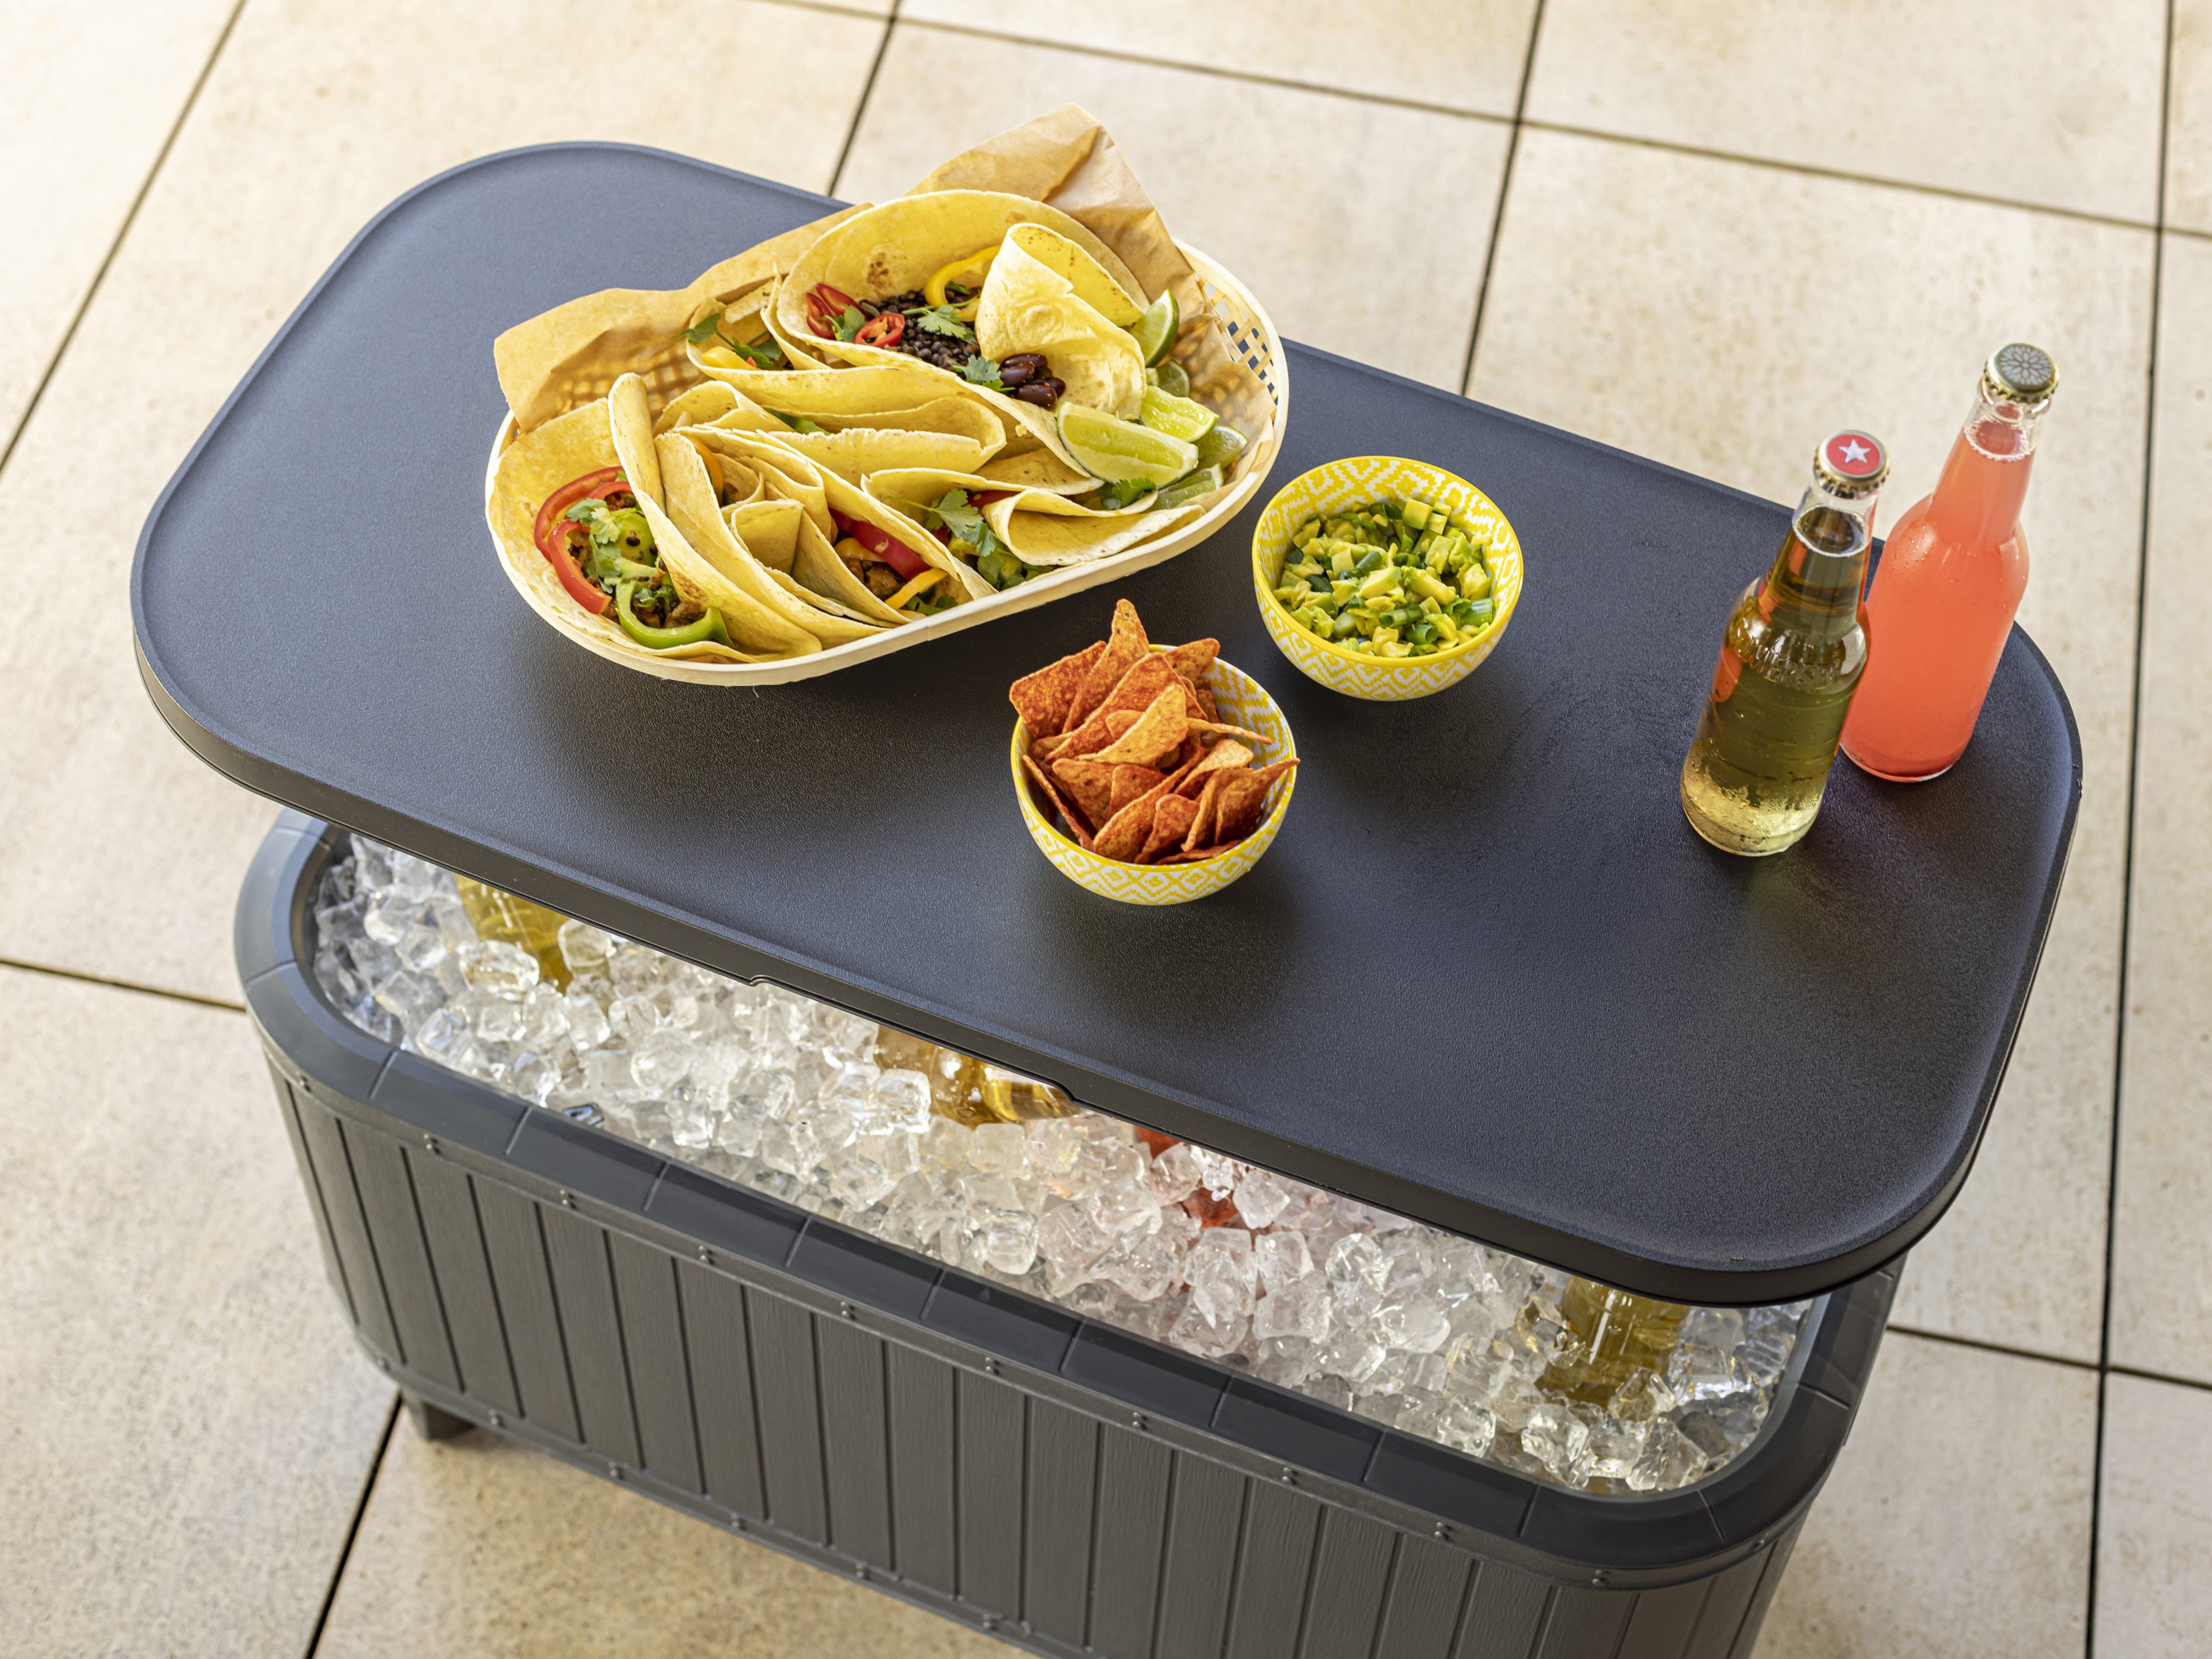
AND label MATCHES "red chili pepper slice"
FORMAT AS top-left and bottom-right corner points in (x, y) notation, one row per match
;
(531, 466), (626, 616)
(855, 311), (904, 348)
(805, 282), (860, 340)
